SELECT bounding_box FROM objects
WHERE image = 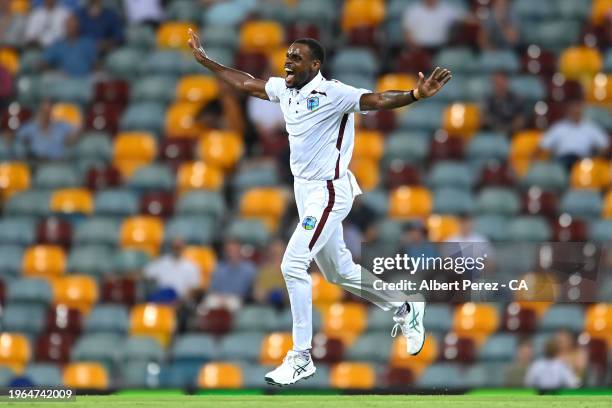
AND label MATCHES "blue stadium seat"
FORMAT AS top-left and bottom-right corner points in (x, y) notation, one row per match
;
(73, 217), (121, 247)
(1, 303), (47, 336)
(513, 0), (556, 20)
(16, 75), (43, 107)
(33, 163), (79, 190)
(200, 25), (239, 51)
(202, 0), (253, 27)
(467, 133), (510, 163)
(172, 334), (217, 364)
(119, 102), (167, 136)
(159, 361), (201, 387)
(164, 216), (216, 245)
(141, 51), (185, 77)
(127, 164), (176, 192)
(429, 161), (475, 190)
(473, 215), (510, 242)
(233, 305), (280, 332)
(105, 47), (146, 79)
(71, 333), (124, 372)
(521, 162), (568, 192)
(433, 188), (475, 215)
(114, 250), (151, 274)
(373, 219), (403, 244)
(539, 305), (585, 332)
(384, 131), (430, 164)
(125, 25), (156, 50)
(226, 219), (270, 247)
(0, 245), (24, 279)
(131, 76), (178, 105)
(507, 216), (552, 242)
(585, 105), (612, 131)
(560, 190), (603, 220)
(166, 0), (201, 22)
(176, 191), (225, 218)
(464, 76), (492, 101)
(231, 162), (280, 193)
(424, 304), (454, 333)
(478, 334), (517, 362)
(0, 367), (15, 387)
(24, 363), (62, 387)
(398, 102), (445, 131)
(85, 304), (129, 334)
(330, 48), (379, 77)
(122, 337), (165, 363)
(94, 189), (139, 217)
(345, 332), (391, 362)
(359, 190), (389, 217)
(476, 188), (521, 216)
(73, 133), (113, 164)
(67, 245), (114, 277)
(0, 217), (36, 246)
(7, 278), (52, 306)
(589, 220), (612, 242)
(219, 332), (265, 362)
(42, 77), (92, 105)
